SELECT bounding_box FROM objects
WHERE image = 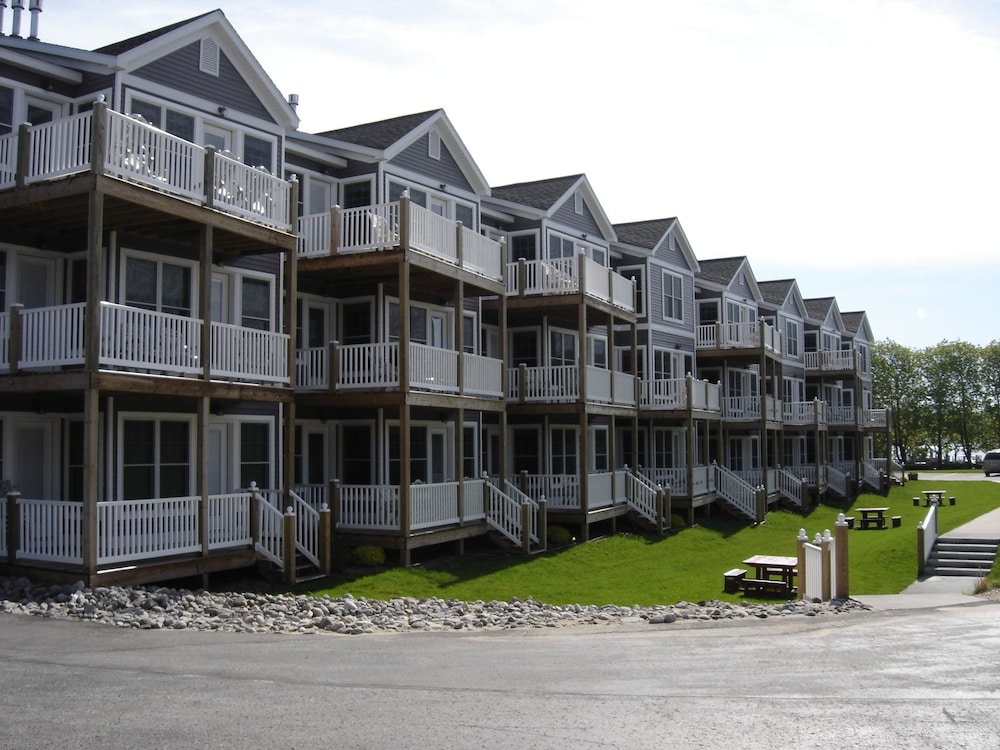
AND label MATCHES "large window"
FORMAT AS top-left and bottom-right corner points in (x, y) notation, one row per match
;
(243, 135), (272, 170)
(124, 254), (193, 316)
(591, 427), (609, 472)
(122, 419), (191, 500)
(662, 271), (683, 321)
(240, 422), (271, 489)
(549, 329), (577, 367)
(341, 424), (372, 483)
(342, 180), (372, 208)
(240, 277), (271, 330)
(0, 86), (13, 135)
(341, 300), (372, 344)
(550, 428), (577, 475)
(619, 265), (644, 317)
(509, 233), (537, 263)
(548, 234), (575, 260)
(785, 319), (800, 357)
